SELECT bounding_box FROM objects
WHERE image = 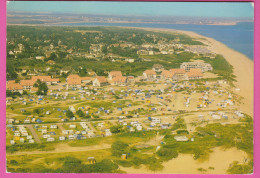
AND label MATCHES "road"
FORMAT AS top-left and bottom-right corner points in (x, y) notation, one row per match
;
(25, 125), (41, 144)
